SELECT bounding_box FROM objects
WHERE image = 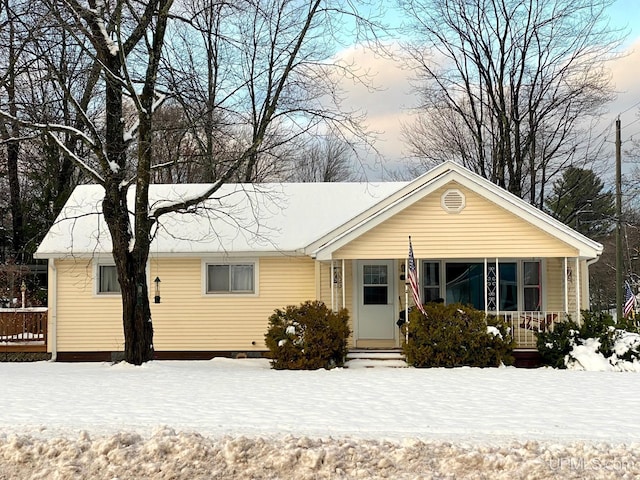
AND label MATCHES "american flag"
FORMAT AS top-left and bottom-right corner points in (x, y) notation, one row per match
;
(624, 280), (636, 317)
(408, 237), (427, 316)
